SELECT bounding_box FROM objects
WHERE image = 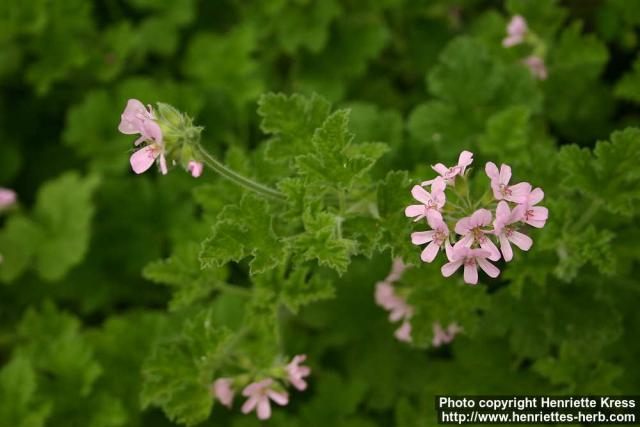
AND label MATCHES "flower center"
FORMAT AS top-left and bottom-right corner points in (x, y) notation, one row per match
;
(499, 184), (511, 196)
(472, 227), (486, 243)
(463, 257), (476, 267)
